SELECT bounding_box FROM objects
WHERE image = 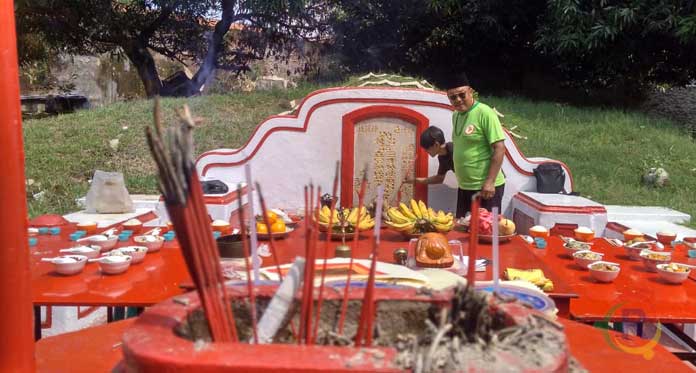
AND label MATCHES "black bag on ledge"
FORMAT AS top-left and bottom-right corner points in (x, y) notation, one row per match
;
(201, 180), (229, 195)
(533, 163), (566, 194)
